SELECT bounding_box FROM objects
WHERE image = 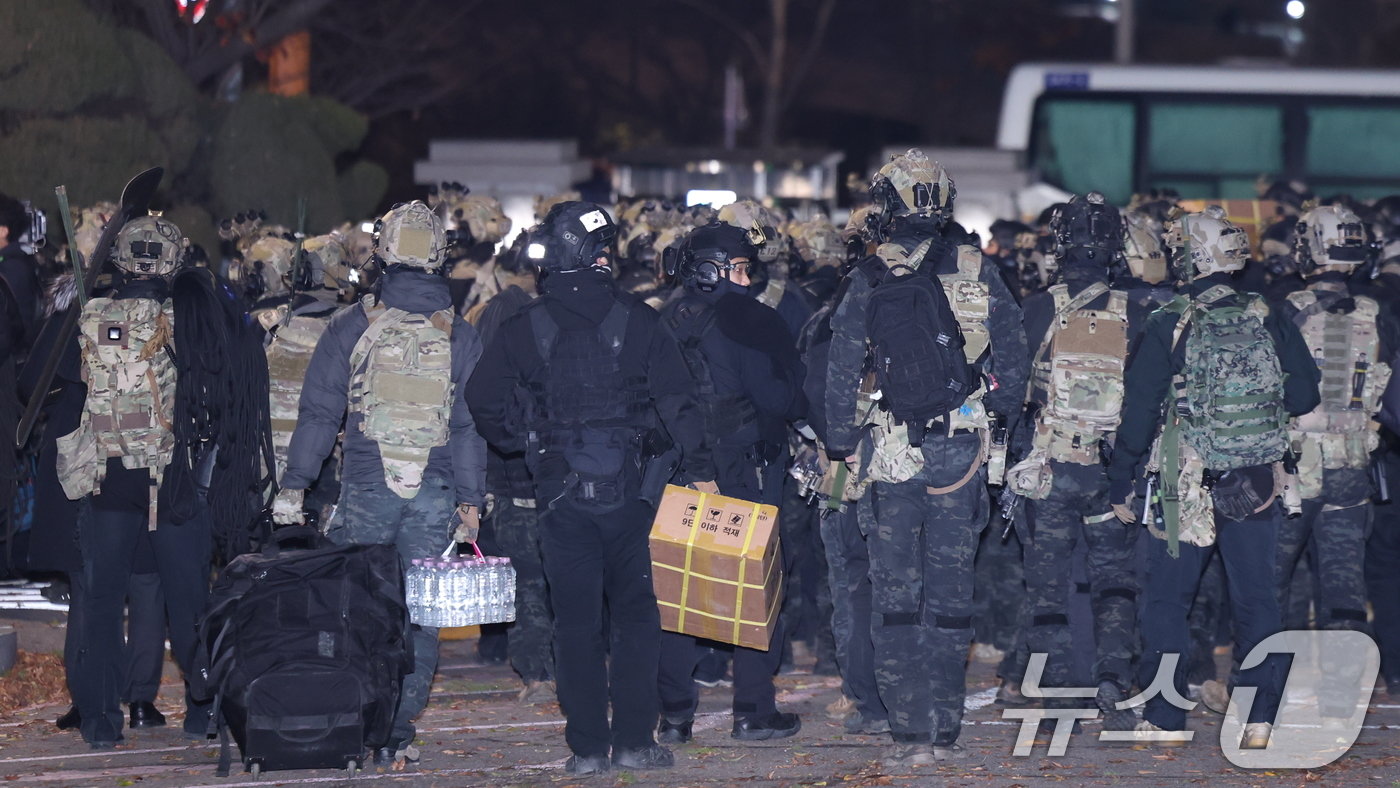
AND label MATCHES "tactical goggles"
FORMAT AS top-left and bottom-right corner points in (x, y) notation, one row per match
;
(692, 247), (750, 272)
